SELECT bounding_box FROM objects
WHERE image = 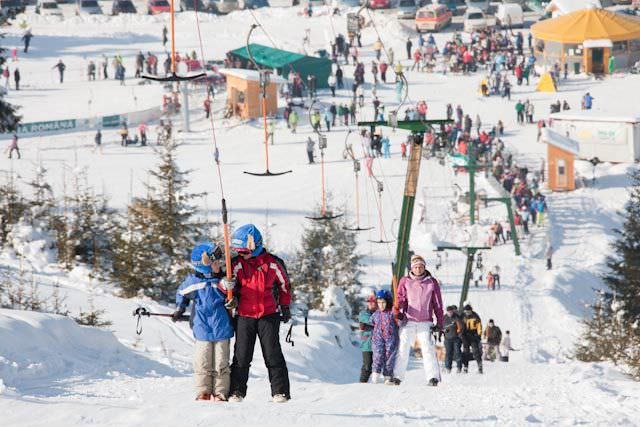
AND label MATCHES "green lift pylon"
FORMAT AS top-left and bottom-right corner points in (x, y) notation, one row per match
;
(357, 117), (453, 312)
(436, 245), (490, 309)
